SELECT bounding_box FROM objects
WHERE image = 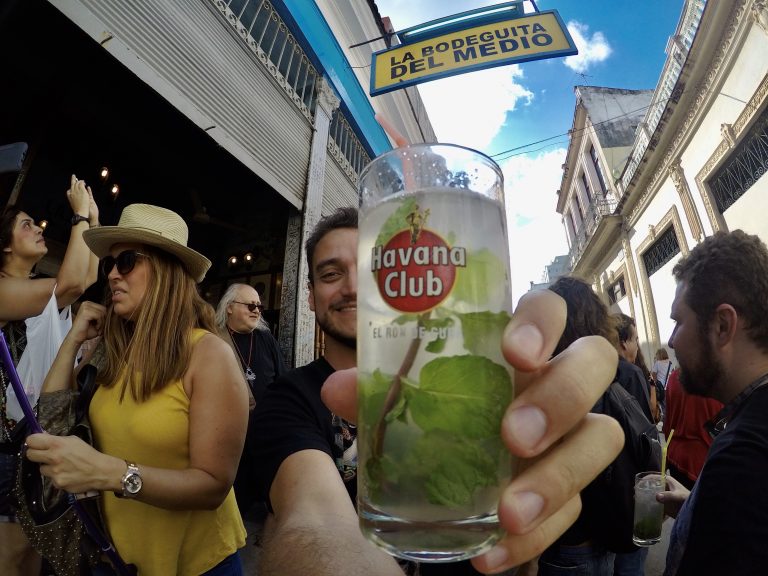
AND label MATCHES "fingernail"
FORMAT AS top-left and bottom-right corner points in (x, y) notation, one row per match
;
(505, 404), (547, 451)
(482, 544), (508, 570)
(513, 491), (545, 527)
(506, 323), (544, 362)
